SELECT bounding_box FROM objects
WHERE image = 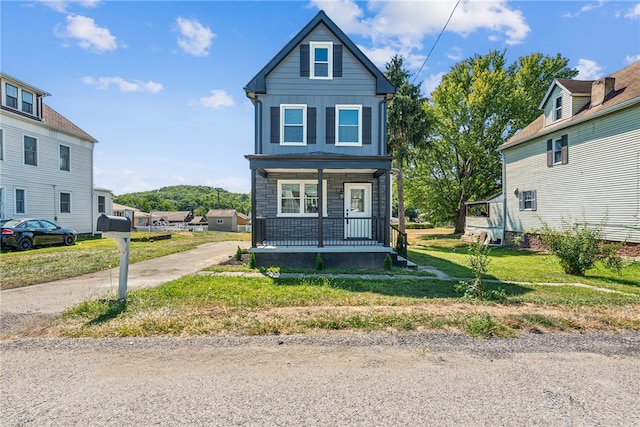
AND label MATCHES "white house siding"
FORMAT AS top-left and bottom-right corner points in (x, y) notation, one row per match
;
(504, 104), (640, 243)
(0, 113), (95, 234)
